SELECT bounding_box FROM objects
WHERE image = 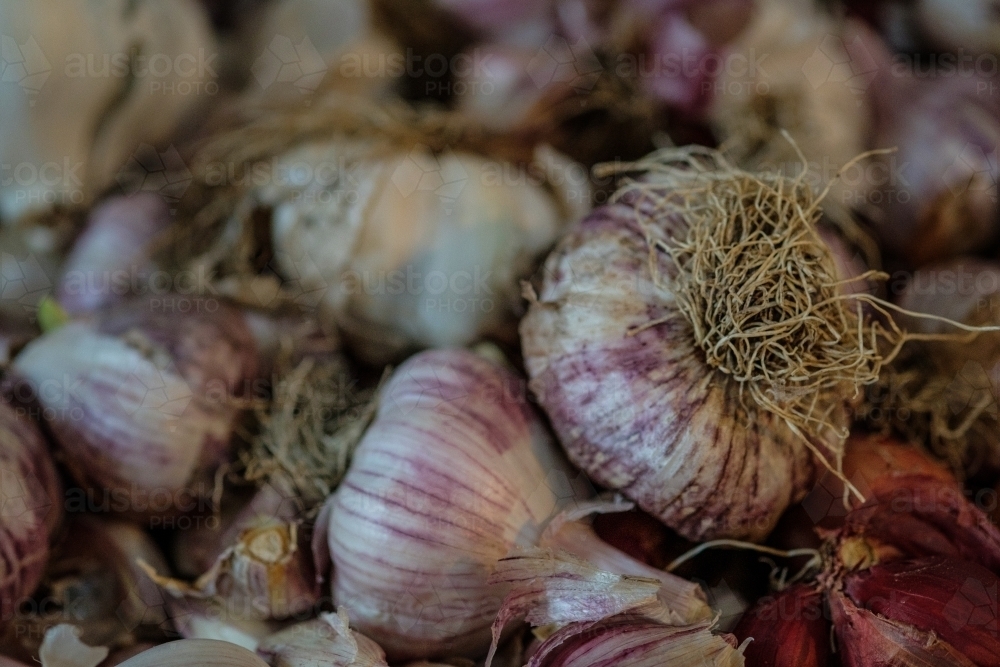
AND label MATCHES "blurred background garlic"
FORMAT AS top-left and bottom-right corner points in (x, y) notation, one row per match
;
(318, 349), (591, 661)
(261, 140), (588, 364)
(0, 0), (218, 221)
(11, 297), (262, 519)
(0, 516), (170, 662)
(116, 639), (269, 667)
(0, 403), (61, 629)
(57, 194), (172, 316)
